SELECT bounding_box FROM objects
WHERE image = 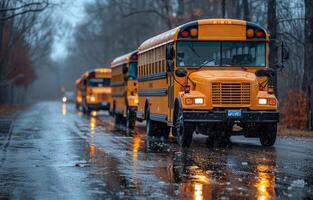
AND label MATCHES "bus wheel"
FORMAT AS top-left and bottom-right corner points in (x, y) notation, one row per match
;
(85, 107), (91, 115)
(174, 106), (193, 147)
(259, 123), (277, 146)
(75, 102), (79, 110)
(114, 114), (122, 125)
(160, 123), (170, 140)
(126, 109), (136, 129)
(146, 108), (157, 137)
